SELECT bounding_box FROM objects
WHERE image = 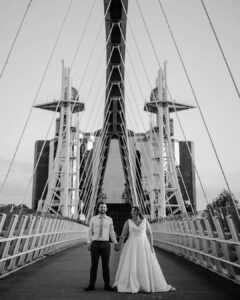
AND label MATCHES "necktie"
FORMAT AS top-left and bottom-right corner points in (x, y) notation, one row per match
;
(99, 217), (103, 238)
